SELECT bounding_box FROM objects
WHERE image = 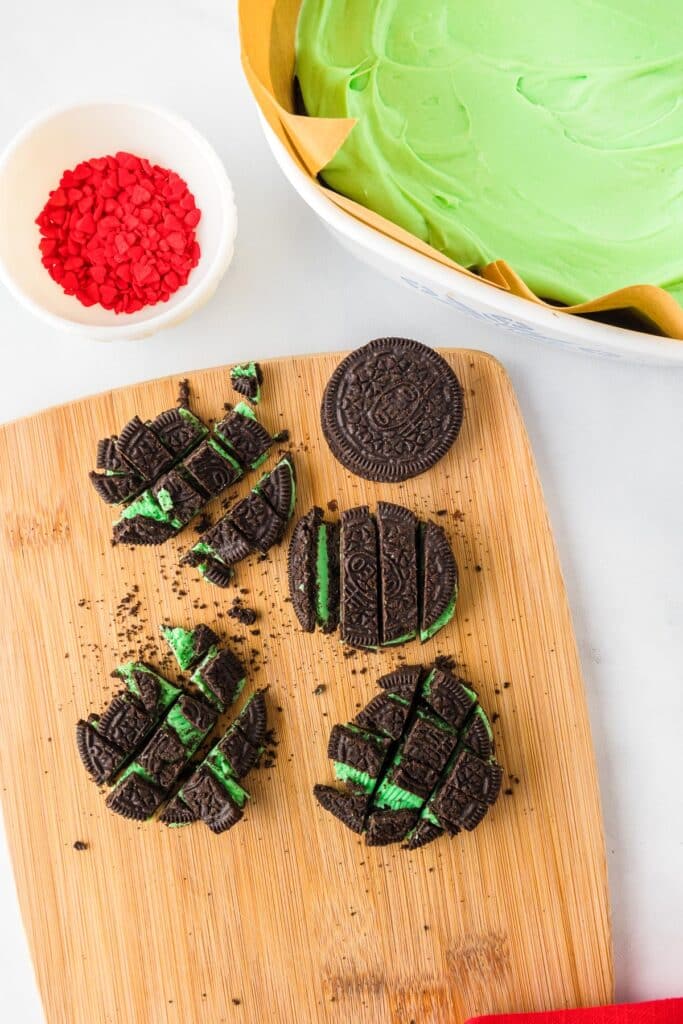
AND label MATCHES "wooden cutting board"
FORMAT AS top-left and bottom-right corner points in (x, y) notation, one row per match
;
(0, 350), (613, 1024)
